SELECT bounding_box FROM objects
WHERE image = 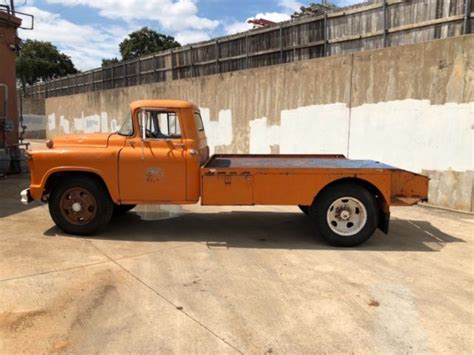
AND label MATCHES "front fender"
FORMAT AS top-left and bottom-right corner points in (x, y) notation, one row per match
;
(28, 148), (120, 203)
